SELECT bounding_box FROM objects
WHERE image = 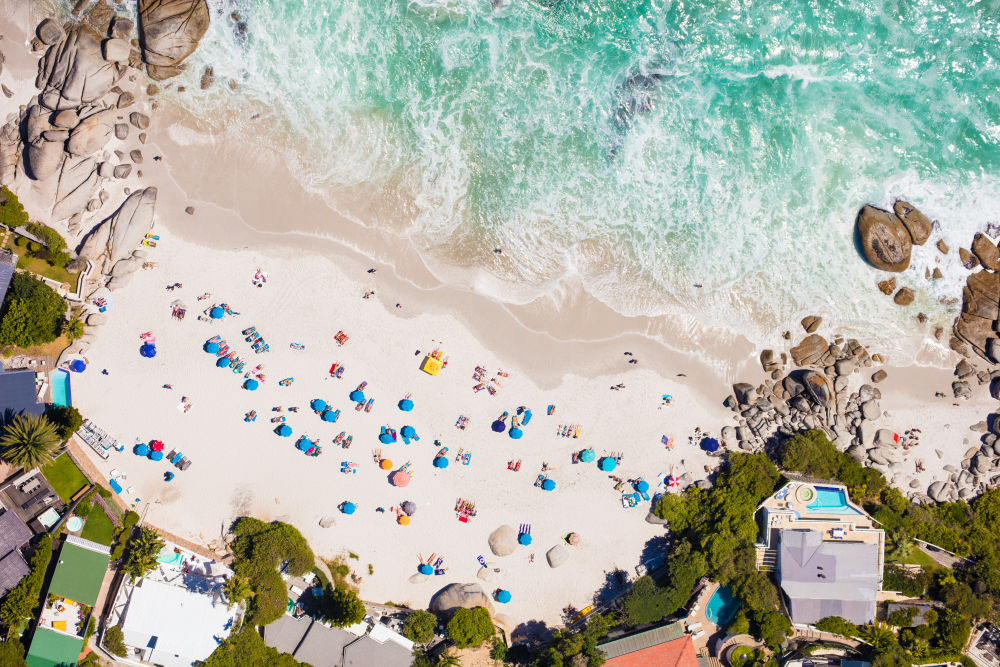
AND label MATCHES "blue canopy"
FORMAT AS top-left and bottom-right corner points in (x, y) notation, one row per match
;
(518, 533), (532, 545)
(349, 390), (365, 403)
(322, 410), (337, 422)
(297, 439), (313, 451)
(379, 433), (394, 444)
(636, 479), (650, 493)
(164, 472), (174, 482)
(418, 563), (433, 575)
(491, 420), (506, 433)
(134, 443), (150, 457)
(149, 450), (164, 461)
(244, 379), (259, 391)
(216, 356), (231, 368)
(401, 425), (416, 439)
(701, 437), (720, 453)
(580, 449), (595, 463)
(311, 399), (327, 412)
(69, 360), (86, 373)
(140, 343), (156, 358)
(398, 399), (414, 412)
(277, 424), (292, 437)
(433, 456), (449, 469)
(496, 590), (512, 603)
(341, 502), (356, 515)
(204, 341), (219, 354)
(598, 457), (617, 472)
(210, 306), (224, 319)
(542, 478), (556, 491)
(509, 427), (523, 440)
